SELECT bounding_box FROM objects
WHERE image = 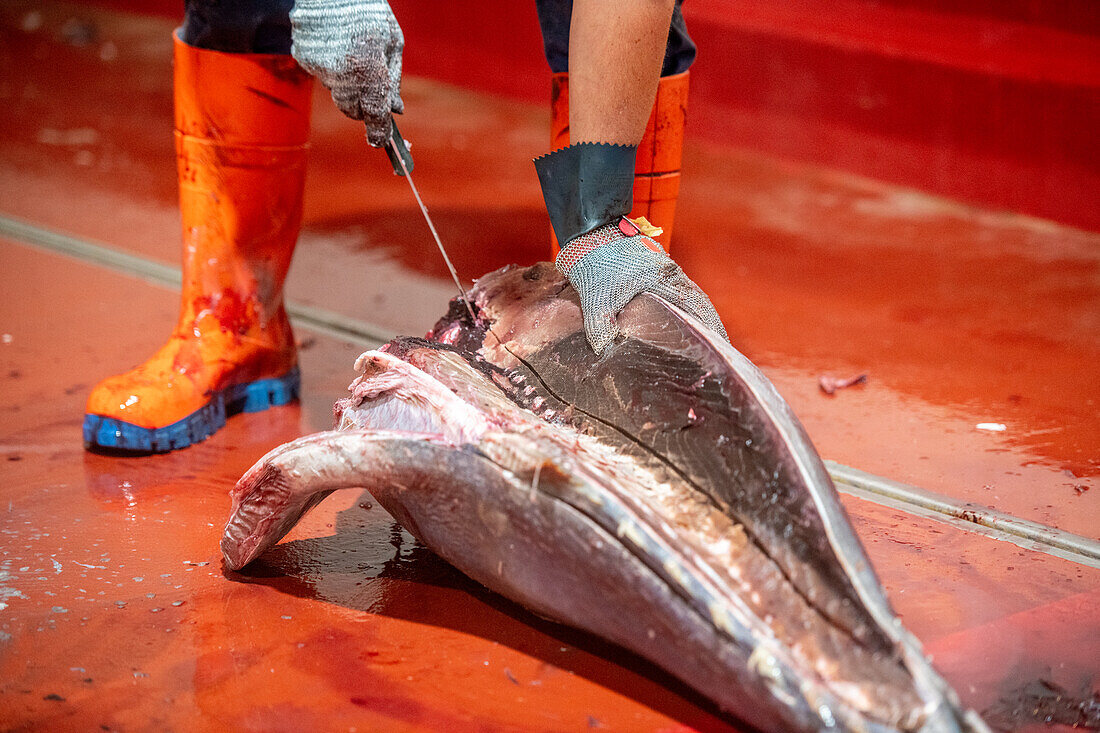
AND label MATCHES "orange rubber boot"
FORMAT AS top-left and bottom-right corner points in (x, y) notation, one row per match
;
(549, 71), (689, 255)
(83, 34), (313, 453)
